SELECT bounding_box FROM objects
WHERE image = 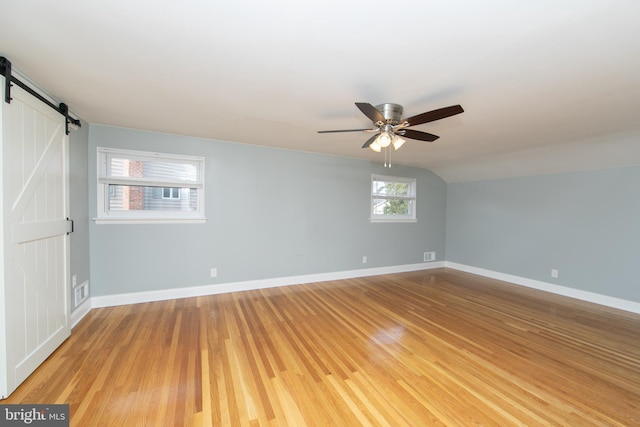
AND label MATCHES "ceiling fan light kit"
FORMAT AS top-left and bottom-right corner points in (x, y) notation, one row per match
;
(318, 101), (464, 167)
(392, 135), (406, 150)
(376, 130), (392, 148)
